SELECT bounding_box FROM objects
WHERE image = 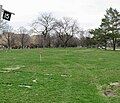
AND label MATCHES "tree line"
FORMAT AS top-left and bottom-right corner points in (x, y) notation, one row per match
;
(0, 7), (120, 50)
(0, 13), (91, 49)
